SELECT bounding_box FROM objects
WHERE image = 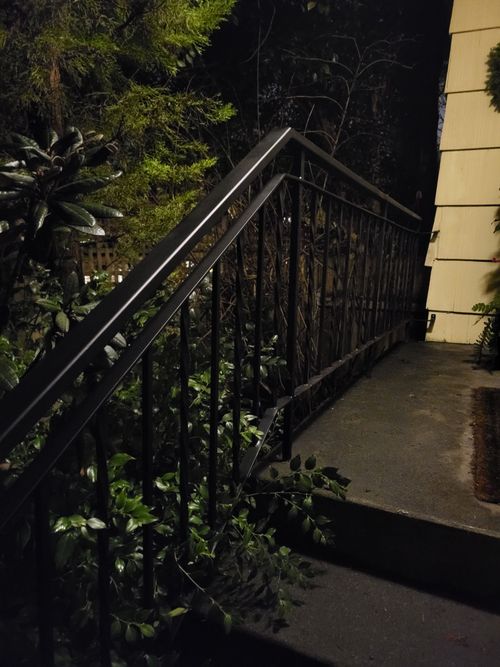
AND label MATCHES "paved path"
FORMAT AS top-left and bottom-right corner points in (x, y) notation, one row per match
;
(293, 342), (500, 535)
